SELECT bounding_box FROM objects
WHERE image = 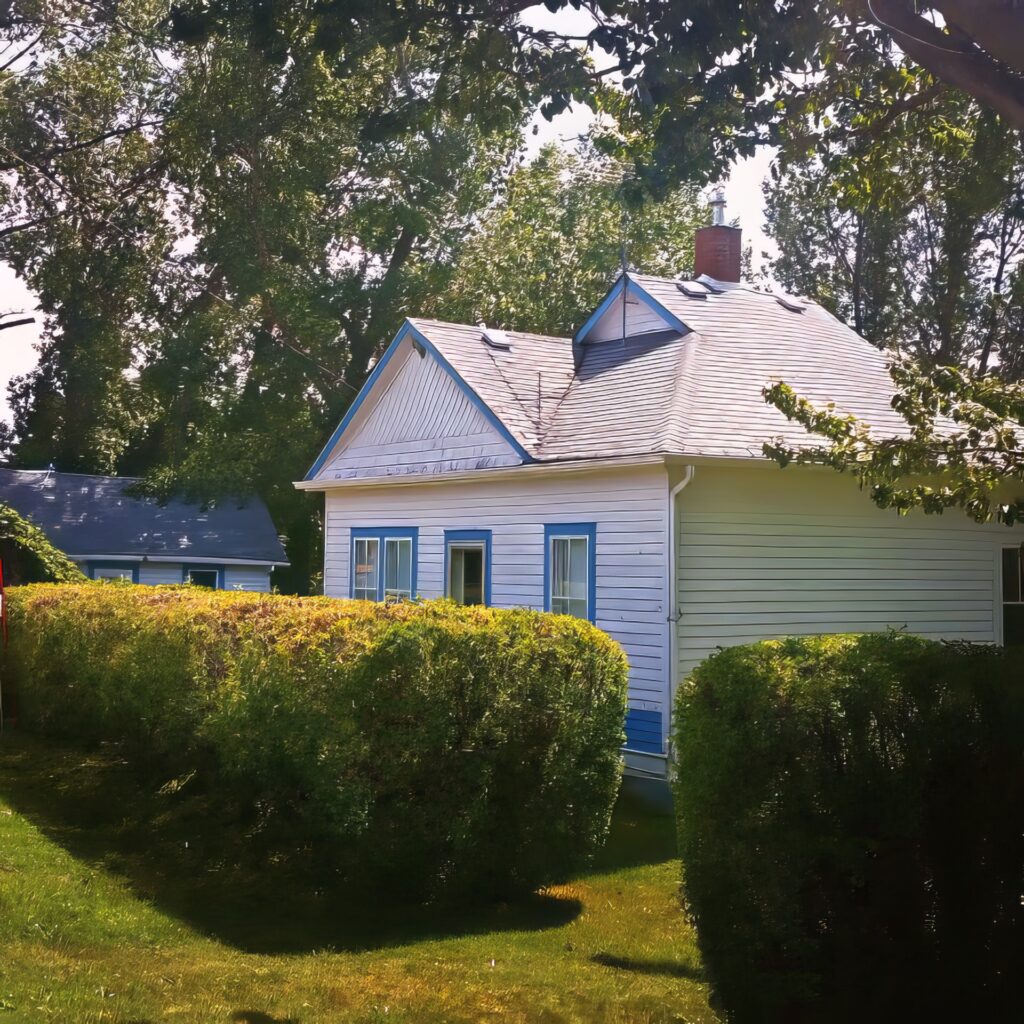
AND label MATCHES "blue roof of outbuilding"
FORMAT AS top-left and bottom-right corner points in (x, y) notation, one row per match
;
(0, 468), (288, 565)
